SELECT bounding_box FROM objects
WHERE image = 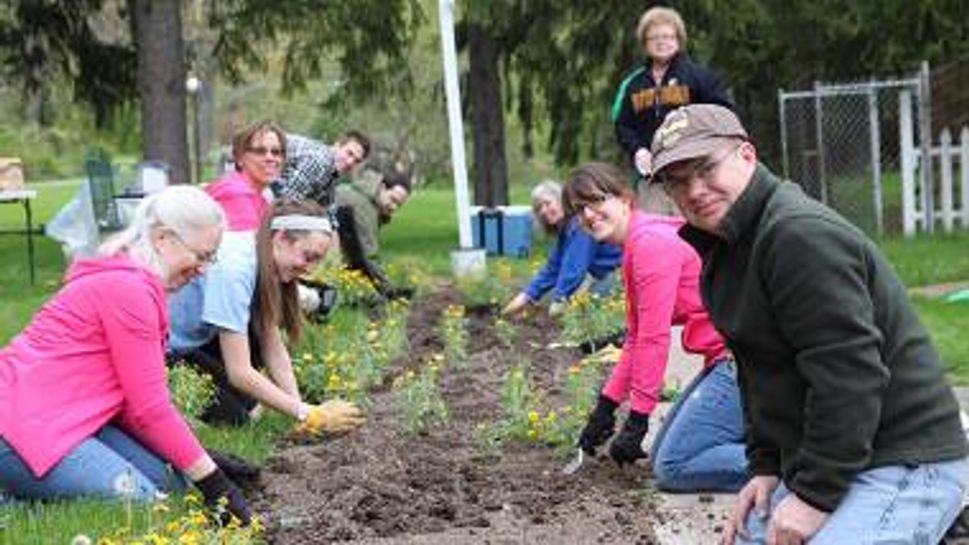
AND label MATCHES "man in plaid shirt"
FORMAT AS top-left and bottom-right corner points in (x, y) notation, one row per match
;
(273, 130), (371, 206)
